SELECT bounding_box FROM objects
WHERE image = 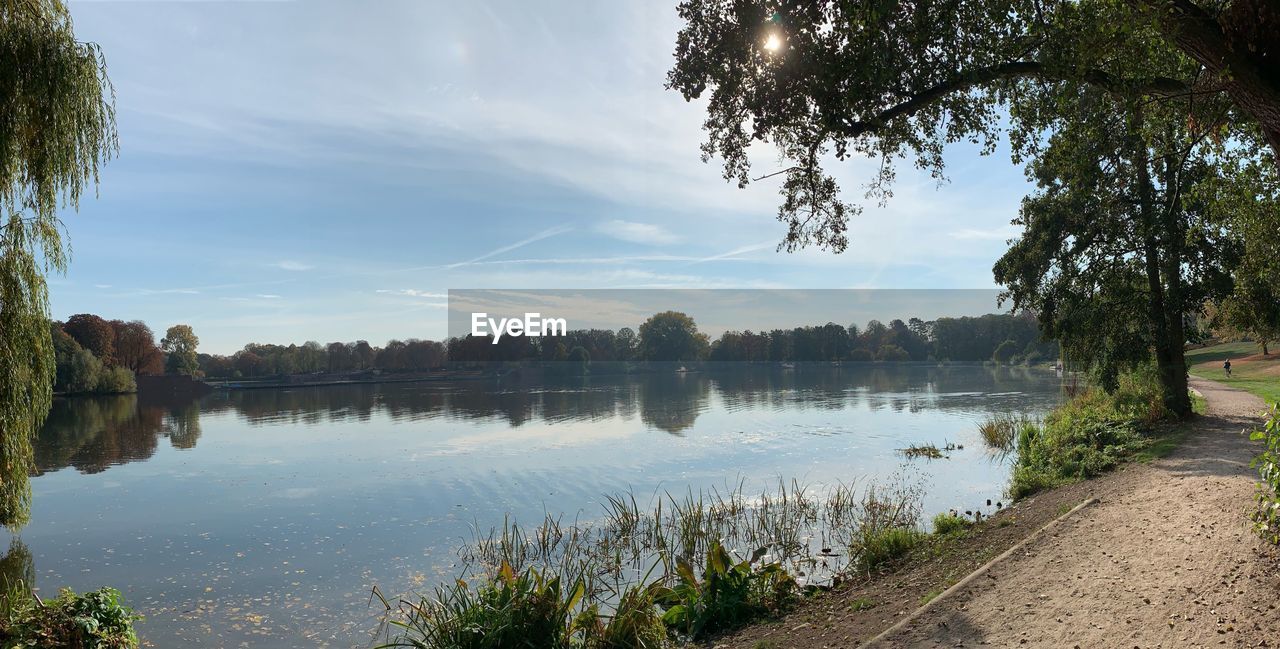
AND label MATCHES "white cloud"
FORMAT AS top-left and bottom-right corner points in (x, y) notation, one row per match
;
(256, 294), (282, 299)
(594, 219), (681, 245)
(274, 260), (314, 271)
(376, 289), (448, 299)
(949, 226), (1019, 241)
